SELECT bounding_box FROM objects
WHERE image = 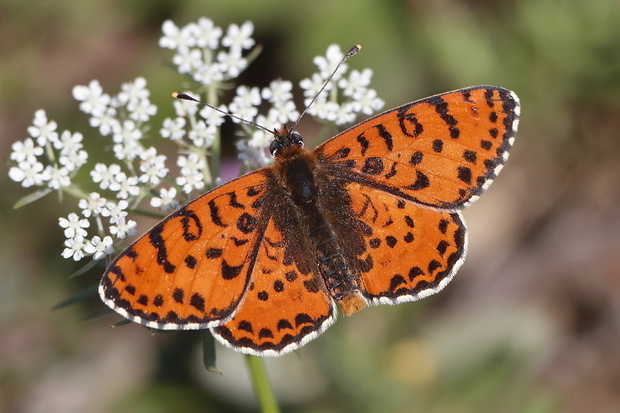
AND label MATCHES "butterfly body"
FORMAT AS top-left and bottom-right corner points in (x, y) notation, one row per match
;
(100, 86), (520, 356)
(271, 137), (369, 314)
